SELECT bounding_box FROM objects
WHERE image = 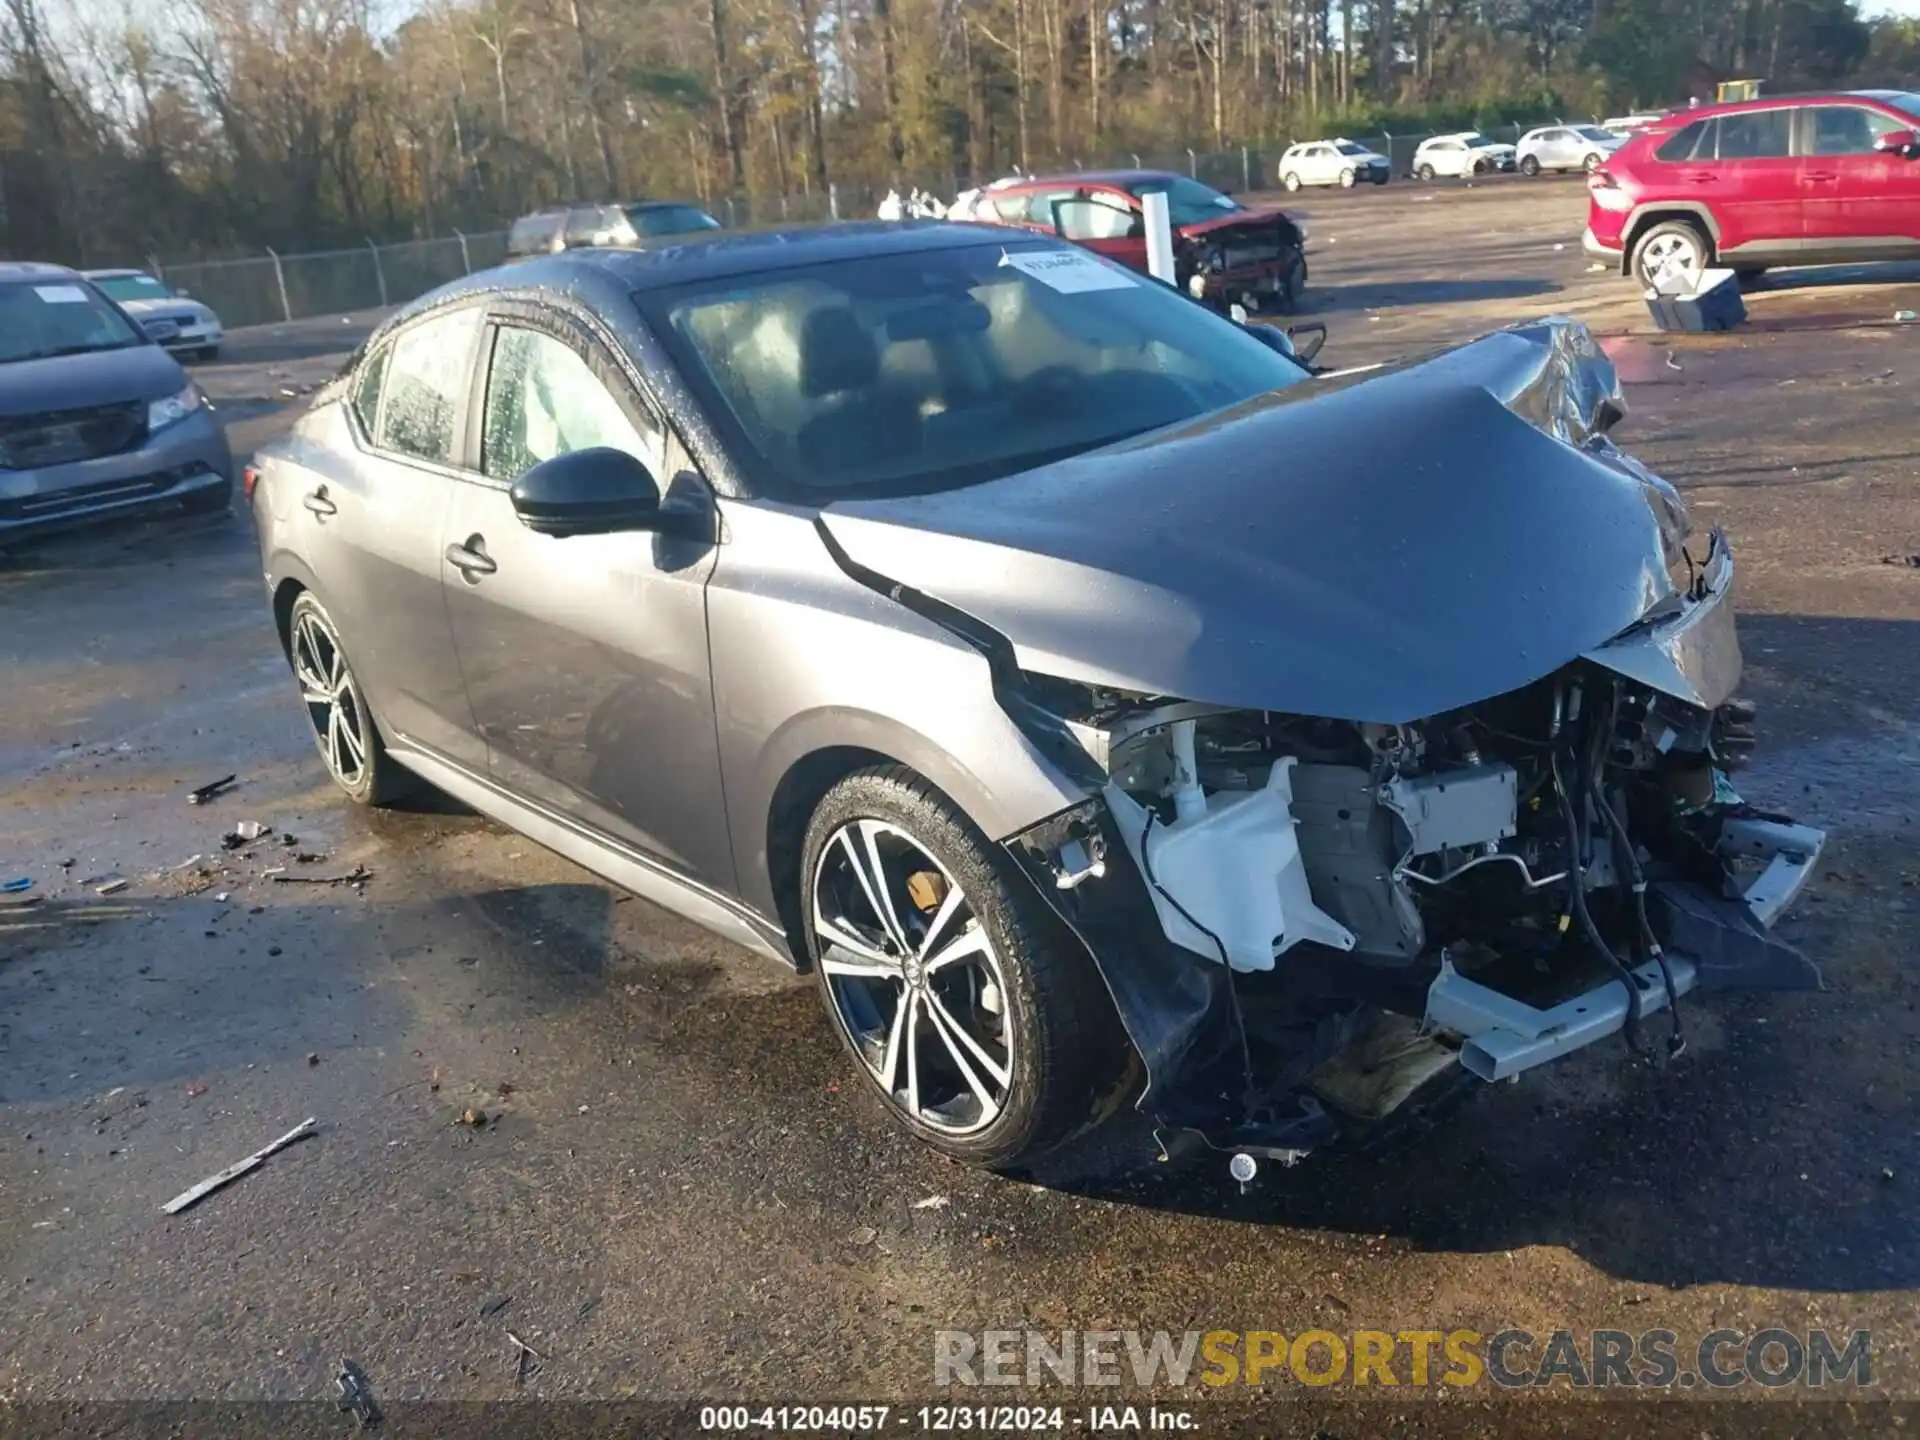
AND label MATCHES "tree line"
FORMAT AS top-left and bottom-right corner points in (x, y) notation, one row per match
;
(1, 0), (1916, 265)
